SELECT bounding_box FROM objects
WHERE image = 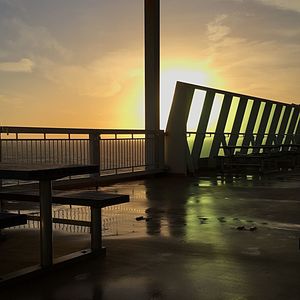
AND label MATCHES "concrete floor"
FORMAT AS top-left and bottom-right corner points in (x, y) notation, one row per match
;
(0, 171), (300, 299)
